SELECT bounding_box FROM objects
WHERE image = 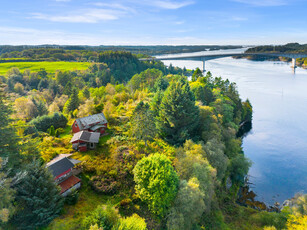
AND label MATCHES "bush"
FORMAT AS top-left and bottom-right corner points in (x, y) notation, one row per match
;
(65, 189), (79, 205)
(49, 125), (55, 136)
(115, 214), (147, 230)
(28, 112), (68, 132)
(251, 211), (288, 229)
(82, 205), (119, 230)
(24, 125), (38, 136)
(90, 175), (119, 195)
